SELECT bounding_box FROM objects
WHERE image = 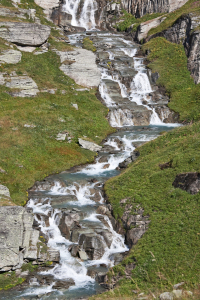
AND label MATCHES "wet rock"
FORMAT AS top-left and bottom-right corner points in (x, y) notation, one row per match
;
(173, 172), (200, 195)
(109, 251), (129, 265)
(78, 138), (102, 152)
(103, 163), (110, 169)
(0, 22), (51, 46)
(51, 195), (77, 206)
(71, 228), (94, 243)
(79, 233), (106, 260)
(98, 156), (109, 163)
(90, 189), (102, 202)
(68, 244), (79, 257)
(119, 157), (132, 168)
(155, 106), (179, 123)
(46, 248), (60, 262)
(79, 250), (88, 260)
(95, 229), (113, 247)
(58, 213), (70, 240)
(53, 278), (75, 289)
